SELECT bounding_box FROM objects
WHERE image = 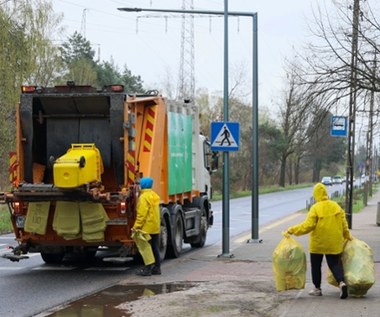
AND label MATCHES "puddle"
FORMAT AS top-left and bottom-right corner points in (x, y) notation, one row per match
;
(44, 282), (197, 317)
